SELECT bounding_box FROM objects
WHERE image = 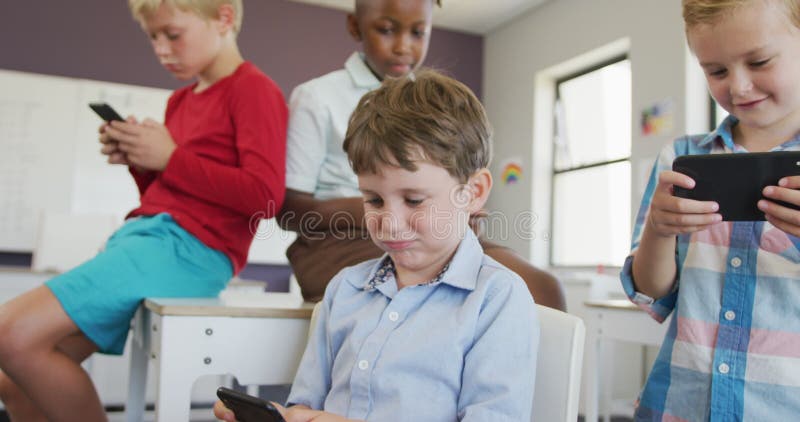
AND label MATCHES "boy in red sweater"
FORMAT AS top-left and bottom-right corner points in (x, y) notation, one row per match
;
(0, 1), (286, 420)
